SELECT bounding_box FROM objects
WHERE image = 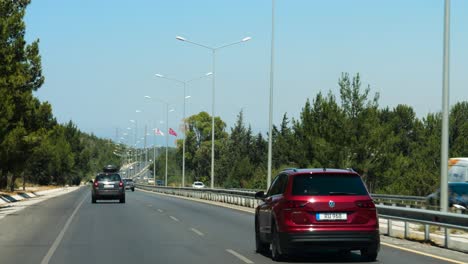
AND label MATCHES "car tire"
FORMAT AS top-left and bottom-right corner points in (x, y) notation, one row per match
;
(92, 196), (96, 204)
(255, 218), (269, 253)
(271, 223), (286, 262)
(120, 196), (126, 203)
(360, 246), (378, 262)
(131, 187), (135, 192)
